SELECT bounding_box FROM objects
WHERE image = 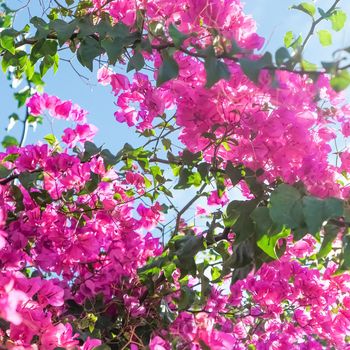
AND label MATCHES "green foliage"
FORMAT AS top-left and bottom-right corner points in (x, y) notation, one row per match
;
(329, 10), (347, 31)
(204, 47), (230, 88)
(317, 30), (332, 47)
(331, 70), (350, 92)
(157, 50), (179, 86)
(291, 2), (316, 17)
(239, 52), (273, 83)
